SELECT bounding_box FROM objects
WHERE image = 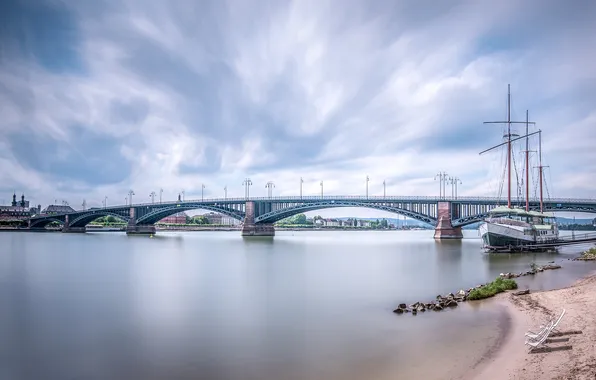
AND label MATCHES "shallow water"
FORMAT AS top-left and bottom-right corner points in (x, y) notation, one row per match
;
(0, 230), (593, 379)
